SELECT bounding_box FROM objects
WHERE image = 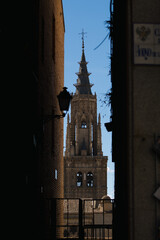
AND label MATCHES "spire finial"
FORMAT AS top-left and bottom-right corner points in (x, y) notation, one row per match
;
(79, 29), (87, 50)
